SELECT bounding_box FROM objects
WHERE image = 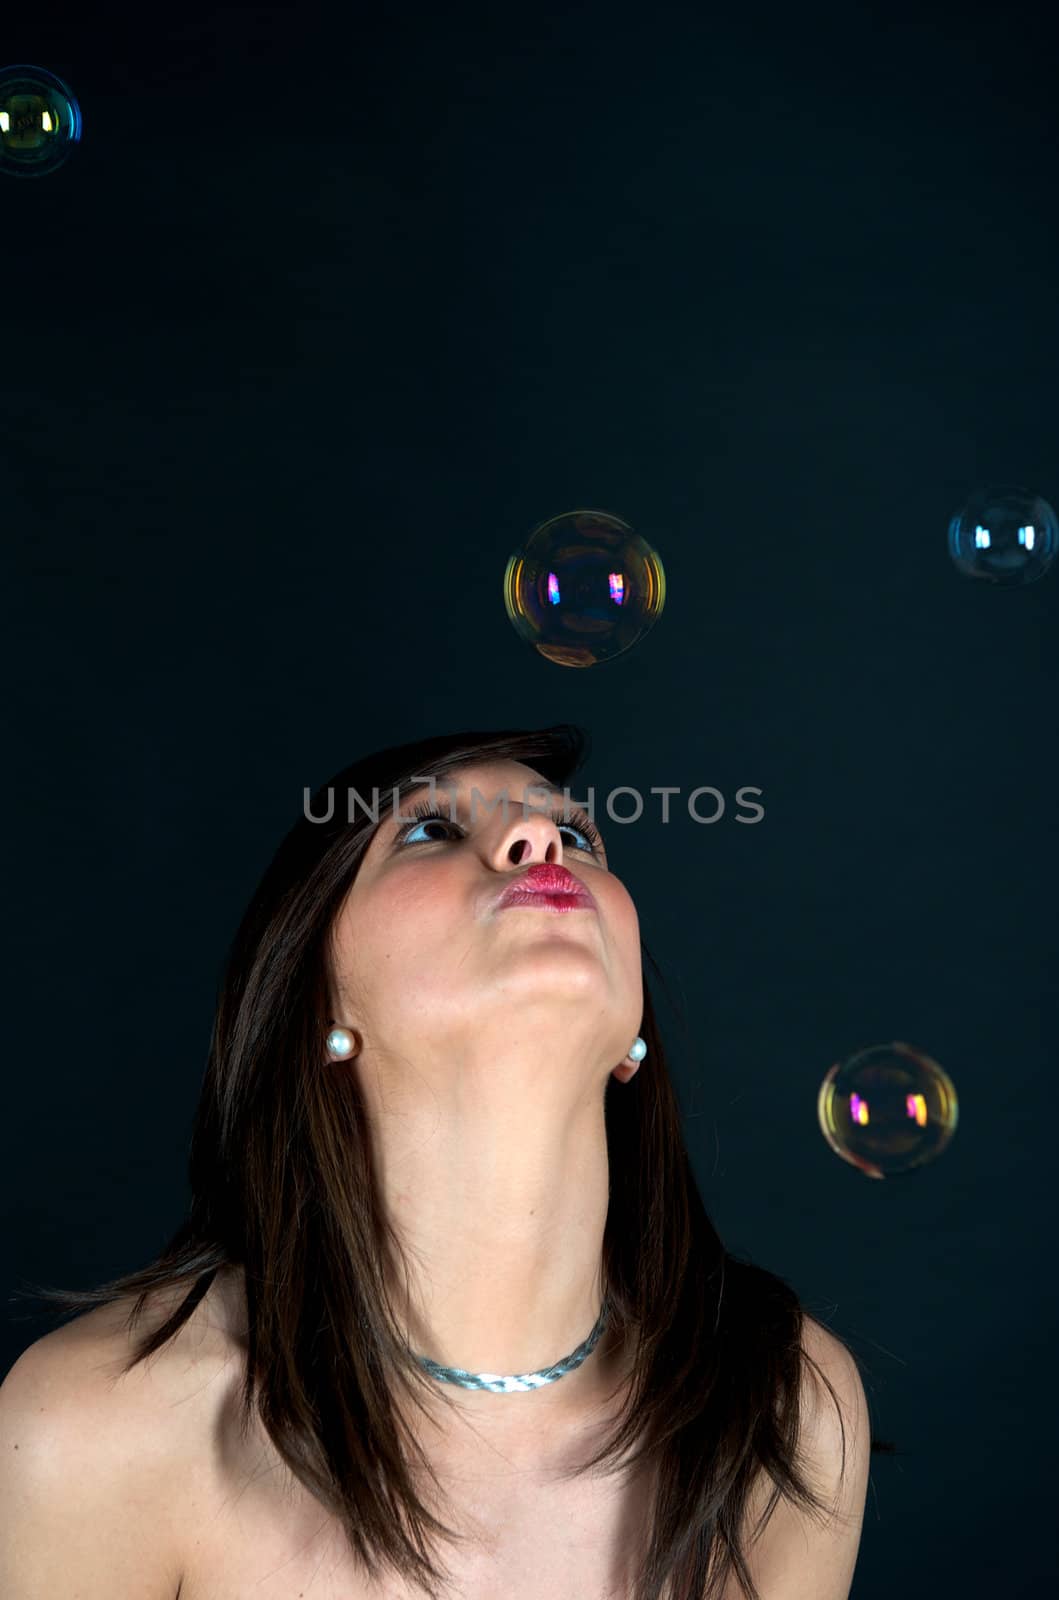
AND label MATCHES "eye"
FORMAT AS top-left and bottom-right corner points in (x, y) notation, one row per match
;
(394, 802), (606, 860)
(555, 816), (604, 856)
(396, 808), (460, 847)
